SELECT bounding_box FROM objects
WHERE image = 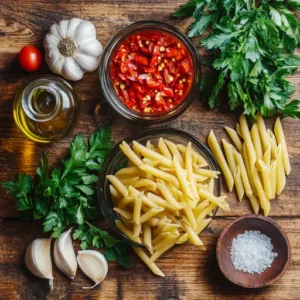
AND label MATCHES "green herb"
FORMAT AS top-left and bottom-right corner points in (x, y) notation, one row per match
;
(2, 126), (130, 268)
(173, 0), (300, 118)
